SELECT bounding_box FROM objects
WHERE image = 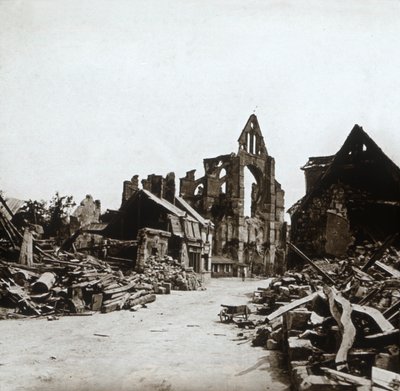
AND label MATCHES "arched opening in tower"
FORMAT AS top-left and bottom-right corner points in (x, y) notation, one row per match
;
(219, 168), (227, 194)
(243, 166), (257, 218)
